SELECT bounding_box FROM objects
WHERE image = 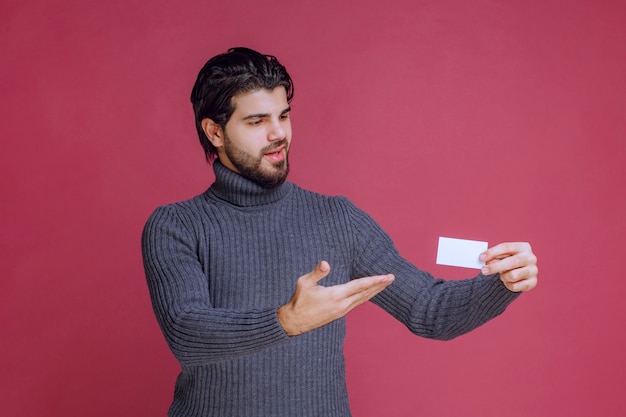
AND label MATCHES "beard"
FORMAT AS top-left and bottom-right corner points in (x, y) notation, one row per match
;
(223, 134), (290, 189)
